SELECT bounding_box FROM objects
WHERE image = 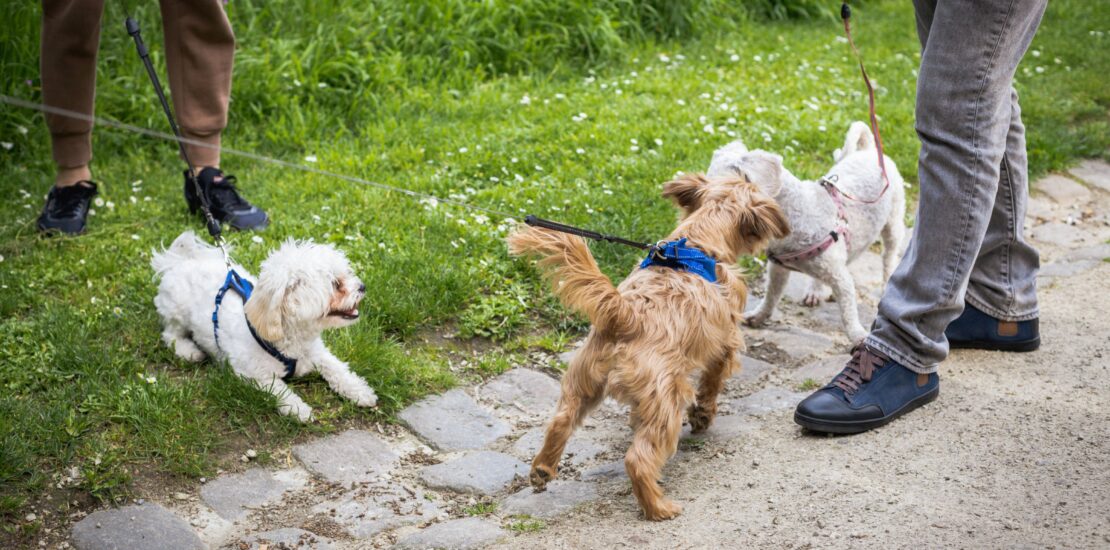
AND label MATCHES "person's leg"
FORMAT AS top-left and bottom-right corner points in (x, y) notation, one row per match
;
(794, 0), (1047, 434)
(159, 0), (234, 168)
(946, 88), (1041, 349)
(866, 0), (1047, 373)
(41, 0), (106, 186)
(159, 0), (268, 230)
